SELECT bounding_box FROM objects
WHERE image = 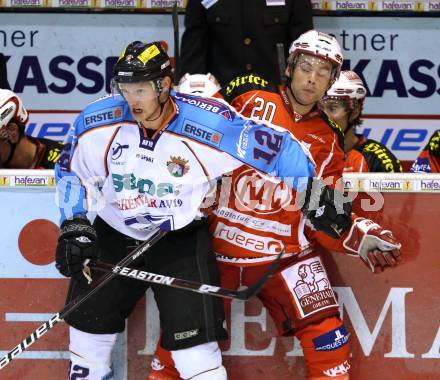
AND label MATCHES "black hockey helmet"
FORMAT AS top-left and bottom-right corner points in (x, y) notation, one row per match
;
(113, 41), (172, 84)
